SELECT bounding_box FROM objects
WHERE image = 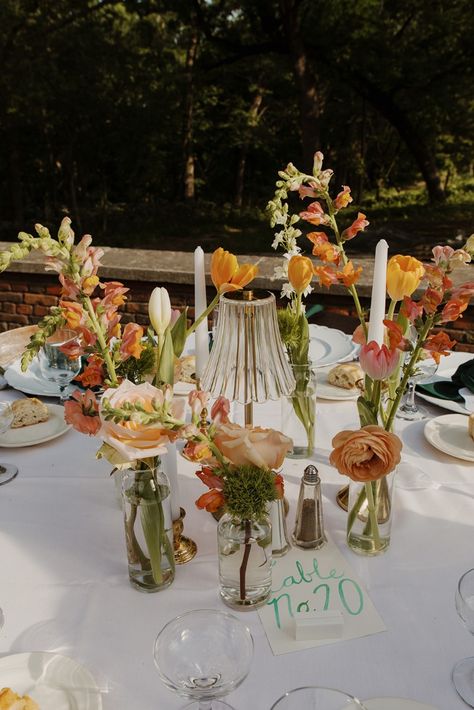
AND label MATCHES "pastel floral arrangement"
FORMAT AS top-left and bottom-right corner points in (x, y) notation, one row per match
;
(268, 152), (474, 550)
